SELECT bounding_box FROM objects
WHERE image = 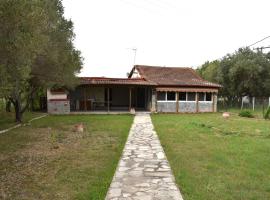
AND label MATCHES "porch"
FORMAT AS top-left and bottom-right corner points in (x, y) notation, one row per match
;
(69, 85), (153, 112)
